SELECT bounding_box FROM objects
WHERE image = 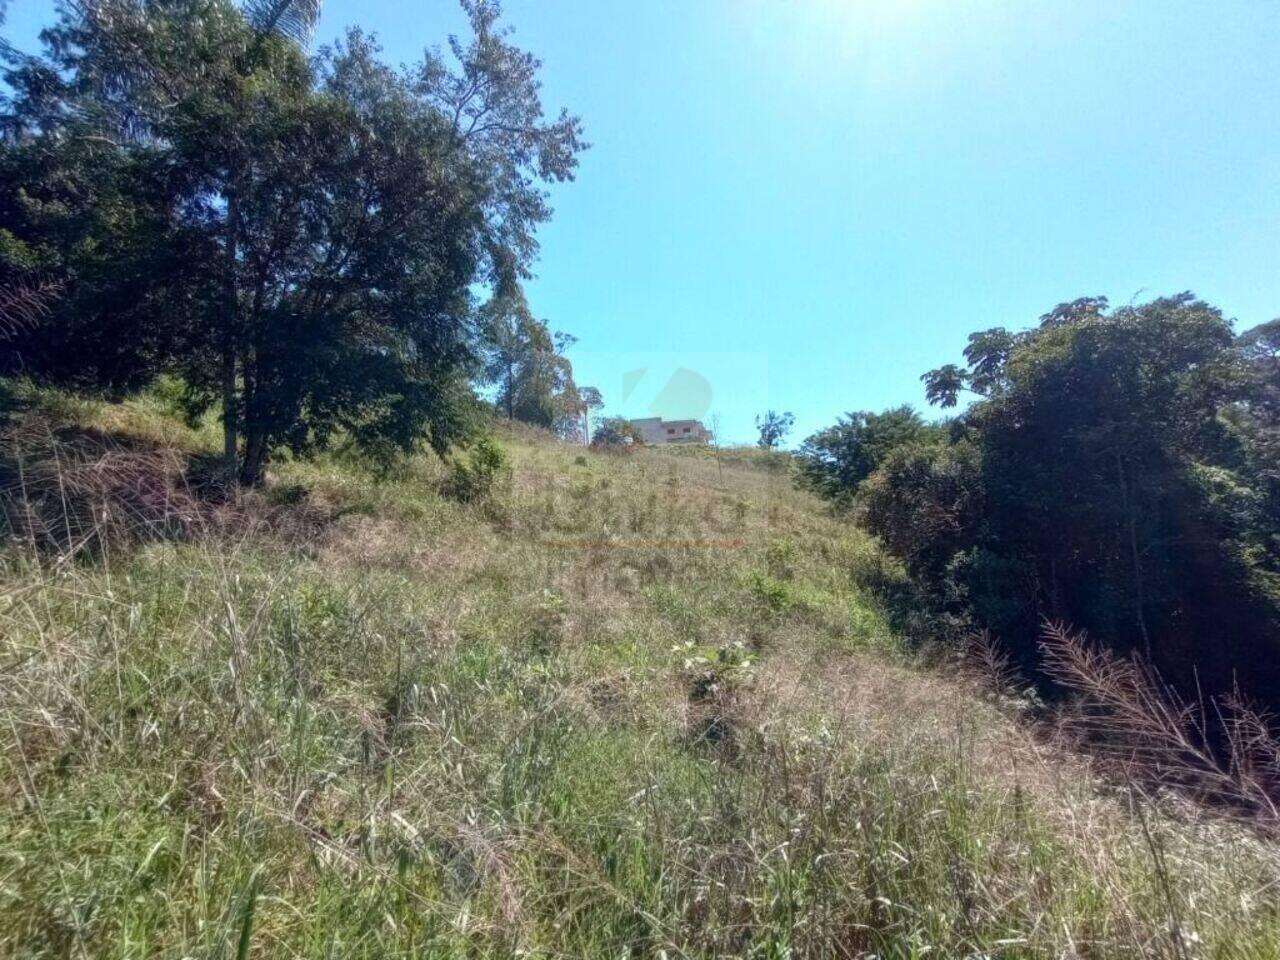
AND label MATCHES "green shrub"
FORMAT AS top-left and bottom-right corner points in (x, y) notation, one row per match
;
(749, 571), (794, 613)
(589, 417), (636, 452)
(264, 481), (309, 508)
(765, 537), (798, 580)
(846, 538), (910, 595)
(442, 436), (508, 503)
